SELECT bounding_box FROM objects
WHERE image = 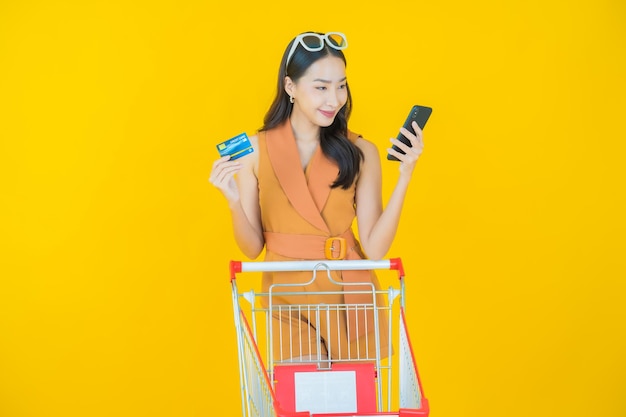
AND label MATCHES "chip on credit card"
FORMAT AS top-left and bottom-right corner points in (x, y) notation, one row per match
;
(216, 132), (254, 160)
